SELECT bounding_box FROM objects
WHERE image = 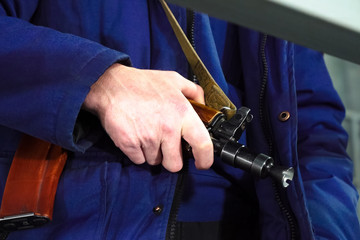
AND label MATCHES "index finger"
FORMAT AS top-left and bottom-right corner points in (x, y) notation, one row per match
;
(169, 72), (205, 104)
